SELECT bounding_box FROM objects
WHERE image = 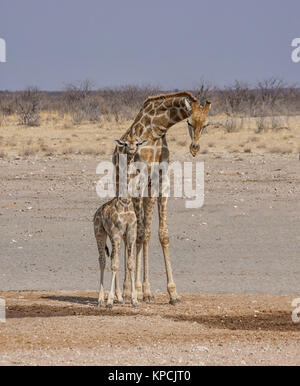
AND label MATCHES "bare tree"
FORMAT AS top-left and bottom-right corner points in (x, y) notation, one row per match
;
(63, 80), (101, 124)
(193, 78), (215, 106)
(221, 80), (259, 116)
(257, 77), (285, 107)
